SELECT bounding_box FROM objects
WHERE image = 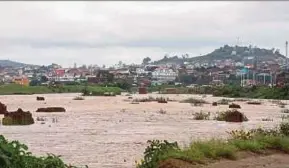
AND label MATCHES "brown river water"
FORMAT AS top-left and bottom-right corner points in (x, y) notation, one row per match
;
(0, 93), (286, 168)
